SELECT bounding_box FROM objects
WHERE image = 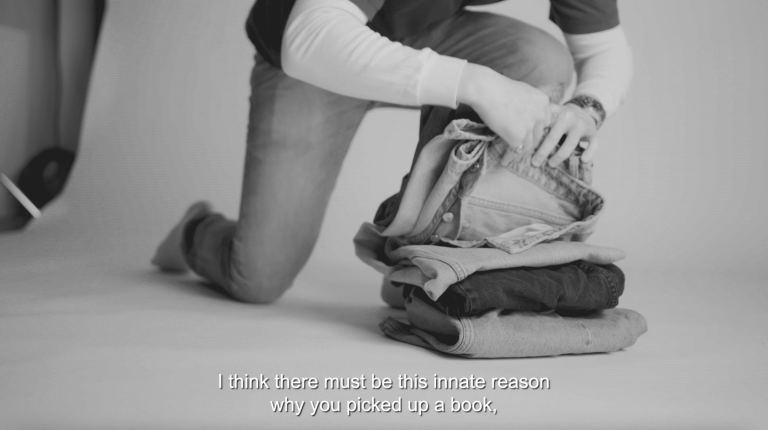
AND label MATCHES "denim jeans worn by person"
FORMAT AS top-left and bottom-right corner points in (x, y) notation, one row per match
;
(380, 288), (647, 358)
(181, 10), (576, 302)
